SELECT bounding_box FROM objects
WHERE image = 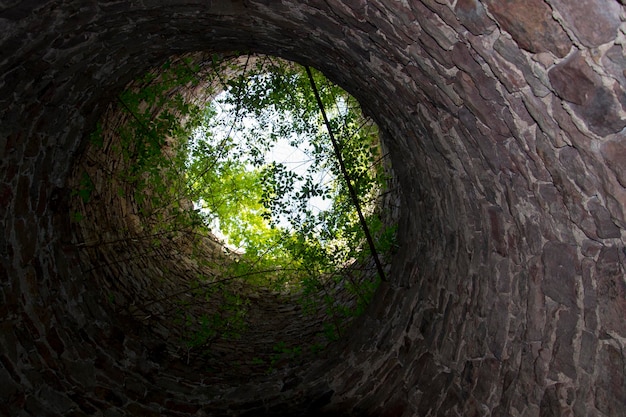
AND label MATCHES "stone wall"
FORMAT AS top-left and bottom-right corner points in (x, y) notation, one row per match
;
(1, 1), (625, 416)
(65, 50), (388, 381)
